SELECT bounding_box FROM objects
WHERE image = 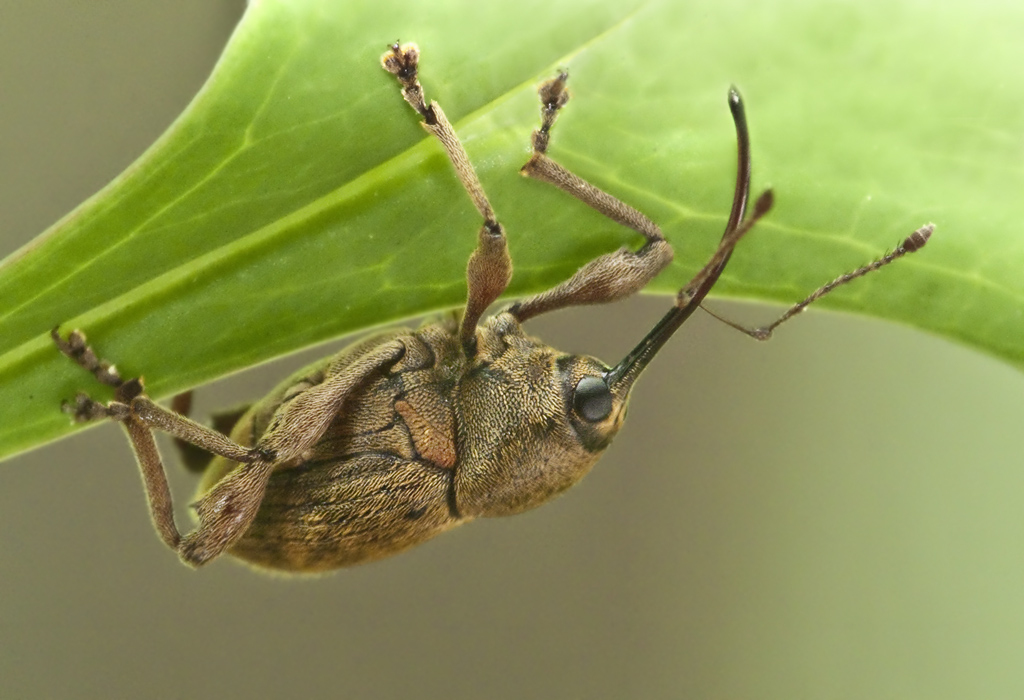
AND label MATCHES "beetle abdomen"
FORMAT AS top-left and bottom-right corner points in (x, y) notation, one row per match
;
(232, 452), (459, 571)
